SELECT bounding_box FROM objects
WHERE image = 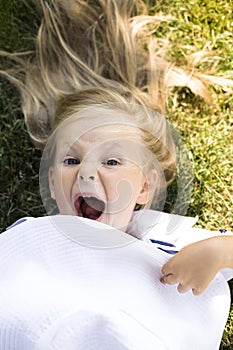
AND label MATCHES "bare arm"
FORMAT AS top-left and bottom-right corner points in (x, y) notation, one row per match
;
(160, 235), (233, 295)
